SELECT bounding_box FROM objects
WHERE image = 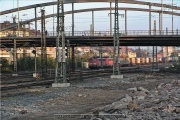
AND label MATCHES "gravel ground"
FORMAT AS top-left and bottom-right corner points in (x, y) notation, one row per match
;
(1, 72), (180, 120)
